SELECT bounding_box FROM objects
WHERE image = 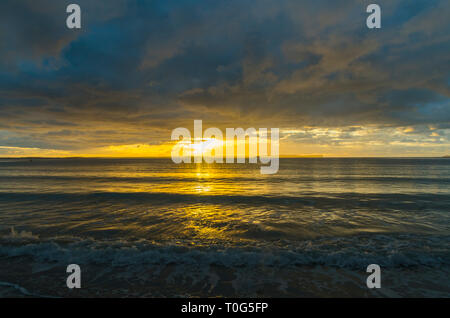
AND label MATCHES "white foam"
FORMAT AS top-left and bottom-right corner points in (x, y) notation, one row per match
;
(4, 227), (39, 241)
